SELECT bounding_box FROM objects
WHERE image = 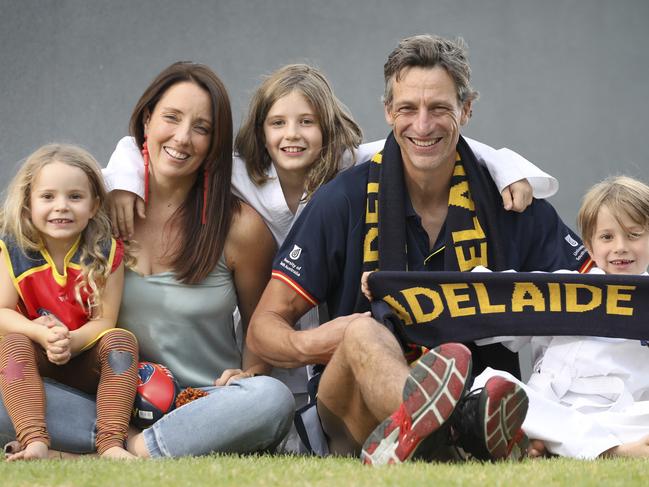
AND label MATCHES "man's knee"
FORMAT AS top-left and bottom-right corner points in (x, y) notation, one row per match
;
(319, 318), (386, 409)
(341, 315), (399, 357)
(341, 316), (382, 346)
